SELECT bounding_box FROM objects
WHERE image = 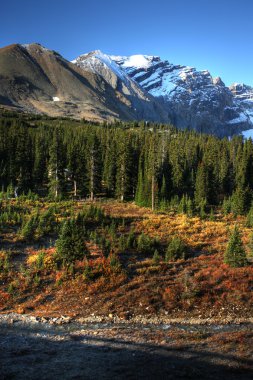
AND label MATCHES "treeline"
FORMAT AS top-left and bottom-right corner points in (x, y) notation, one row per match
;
(0, 114), (253, 215)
